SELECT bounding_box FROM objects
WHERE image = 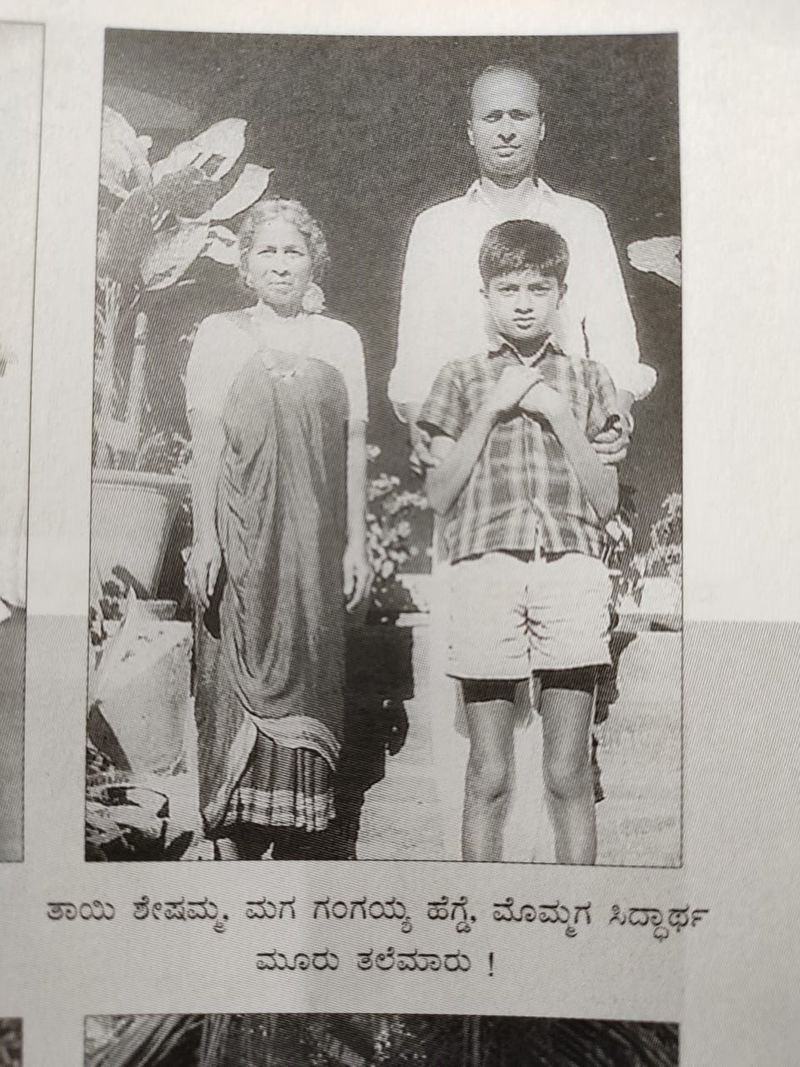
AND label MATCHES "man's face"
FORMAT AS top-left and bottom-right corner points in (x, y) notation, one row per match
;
(468, 69), (544, 186)
(484, 268), (562, 346)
